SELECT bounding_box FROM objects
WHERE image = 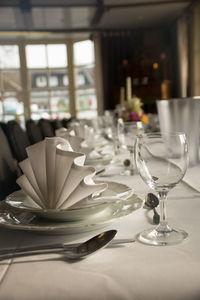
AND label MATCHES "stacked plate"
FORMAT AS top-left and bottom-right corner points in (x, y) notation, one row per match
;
(1, 181), (143, 234)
